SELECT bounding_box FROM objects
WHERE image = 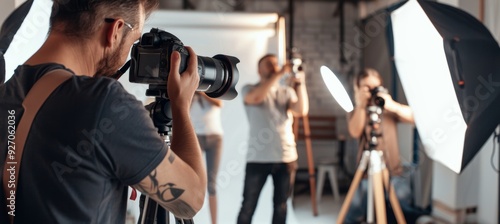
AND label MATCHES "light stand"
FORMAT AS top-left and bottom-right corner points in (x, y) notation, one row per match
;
(286, 0), (319, 215)
(290, 59), (319, 216)
(293, 115), (319, 216)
